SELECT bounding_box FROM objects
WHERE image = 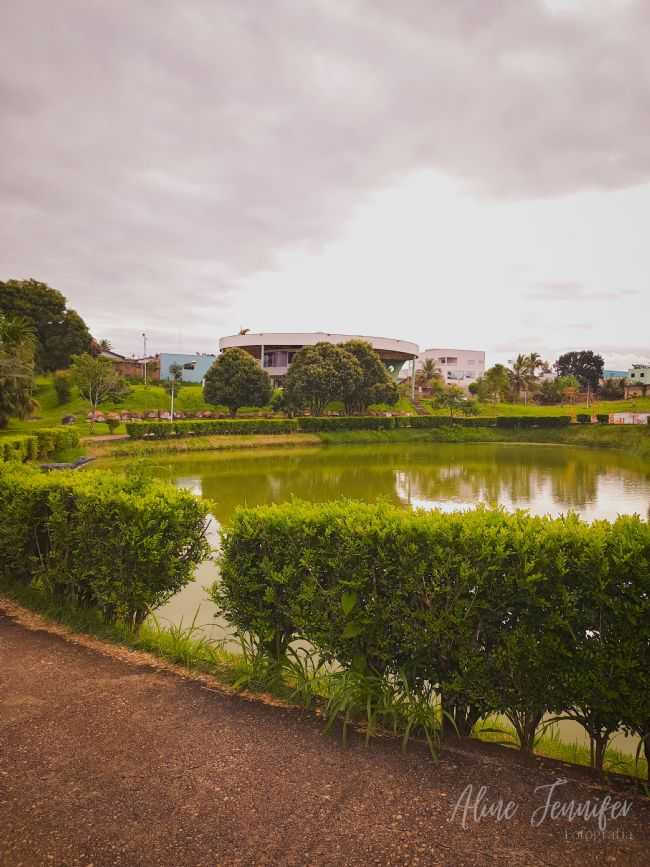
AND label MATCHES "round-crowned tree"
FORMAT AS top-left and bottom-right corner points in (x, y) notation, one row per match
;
(203, 347), (272, 416)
